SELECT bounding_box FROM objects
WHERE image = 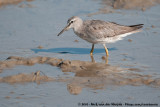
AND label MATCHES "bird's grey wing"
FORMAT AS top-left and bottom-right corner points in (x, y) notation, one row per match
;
(84, 20), (137, 39)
